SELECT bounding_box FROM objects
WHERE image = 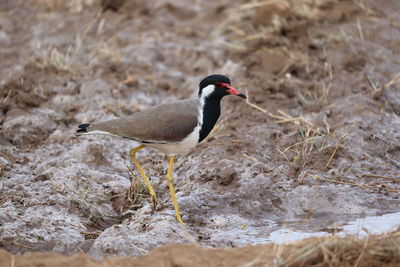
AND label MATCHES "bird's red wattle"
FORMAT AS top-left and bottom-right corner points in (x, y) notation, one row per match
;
(221, 83), (240, 95)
